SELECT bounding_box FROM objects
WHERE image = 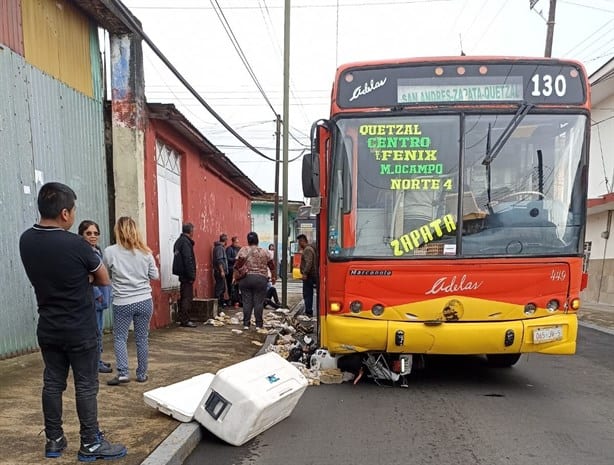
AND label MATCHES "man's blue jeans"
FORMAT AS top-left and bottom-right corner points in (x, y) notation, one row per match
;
(302, 276), (316, 316)
(39, 338), (100, 443)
